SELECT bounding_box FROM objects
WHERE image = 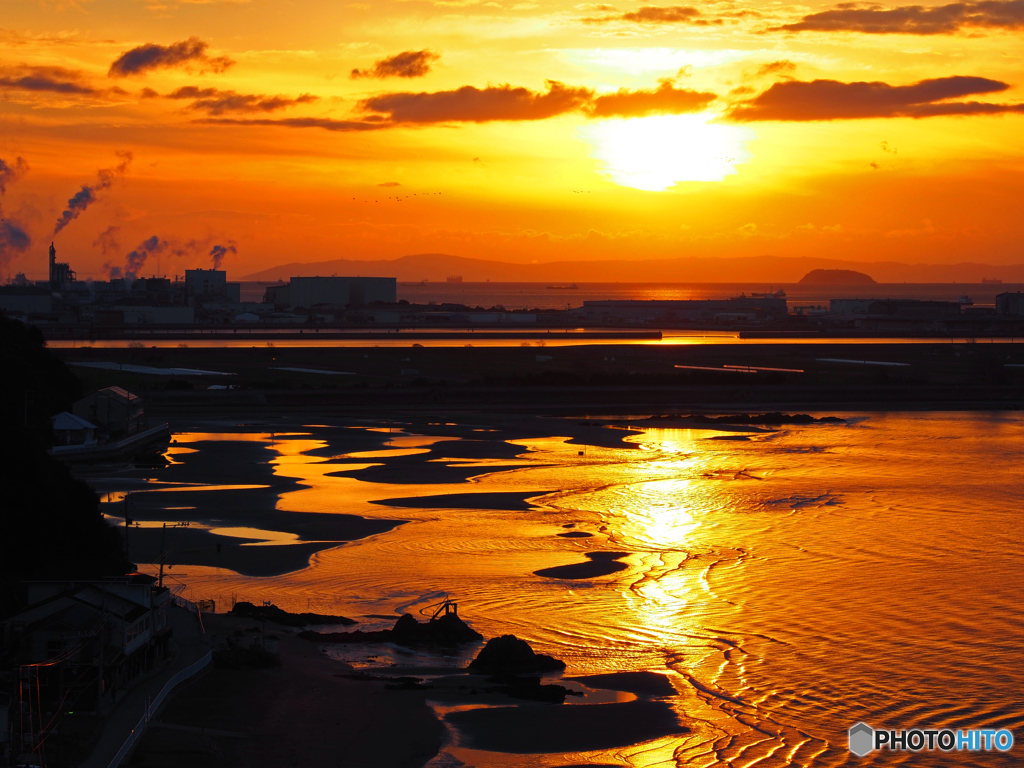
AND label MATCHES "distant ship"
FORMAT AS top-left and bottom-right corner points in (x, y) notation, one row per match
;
(981, 278), (1002, 284)
(751, 288), (787, 299)
(547, 283), (578, 290)
(446, 275), (463, 283)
